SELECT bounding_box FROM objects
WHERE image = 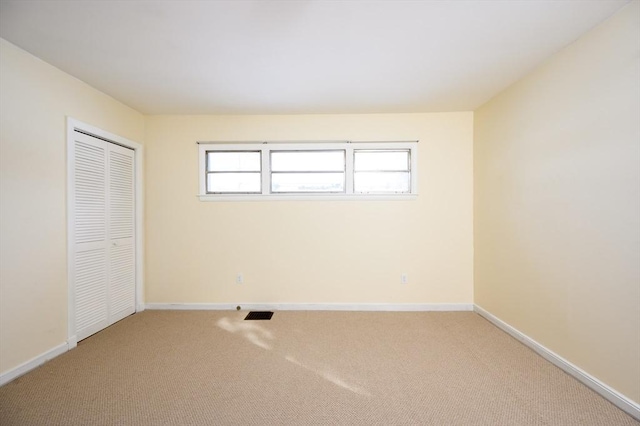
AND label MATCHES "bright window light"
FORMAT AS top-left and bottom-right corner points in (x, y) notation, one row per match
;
(354, 150), (411, 193)
(206, 151), (261, 193)
(271, 150), (345, 193)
